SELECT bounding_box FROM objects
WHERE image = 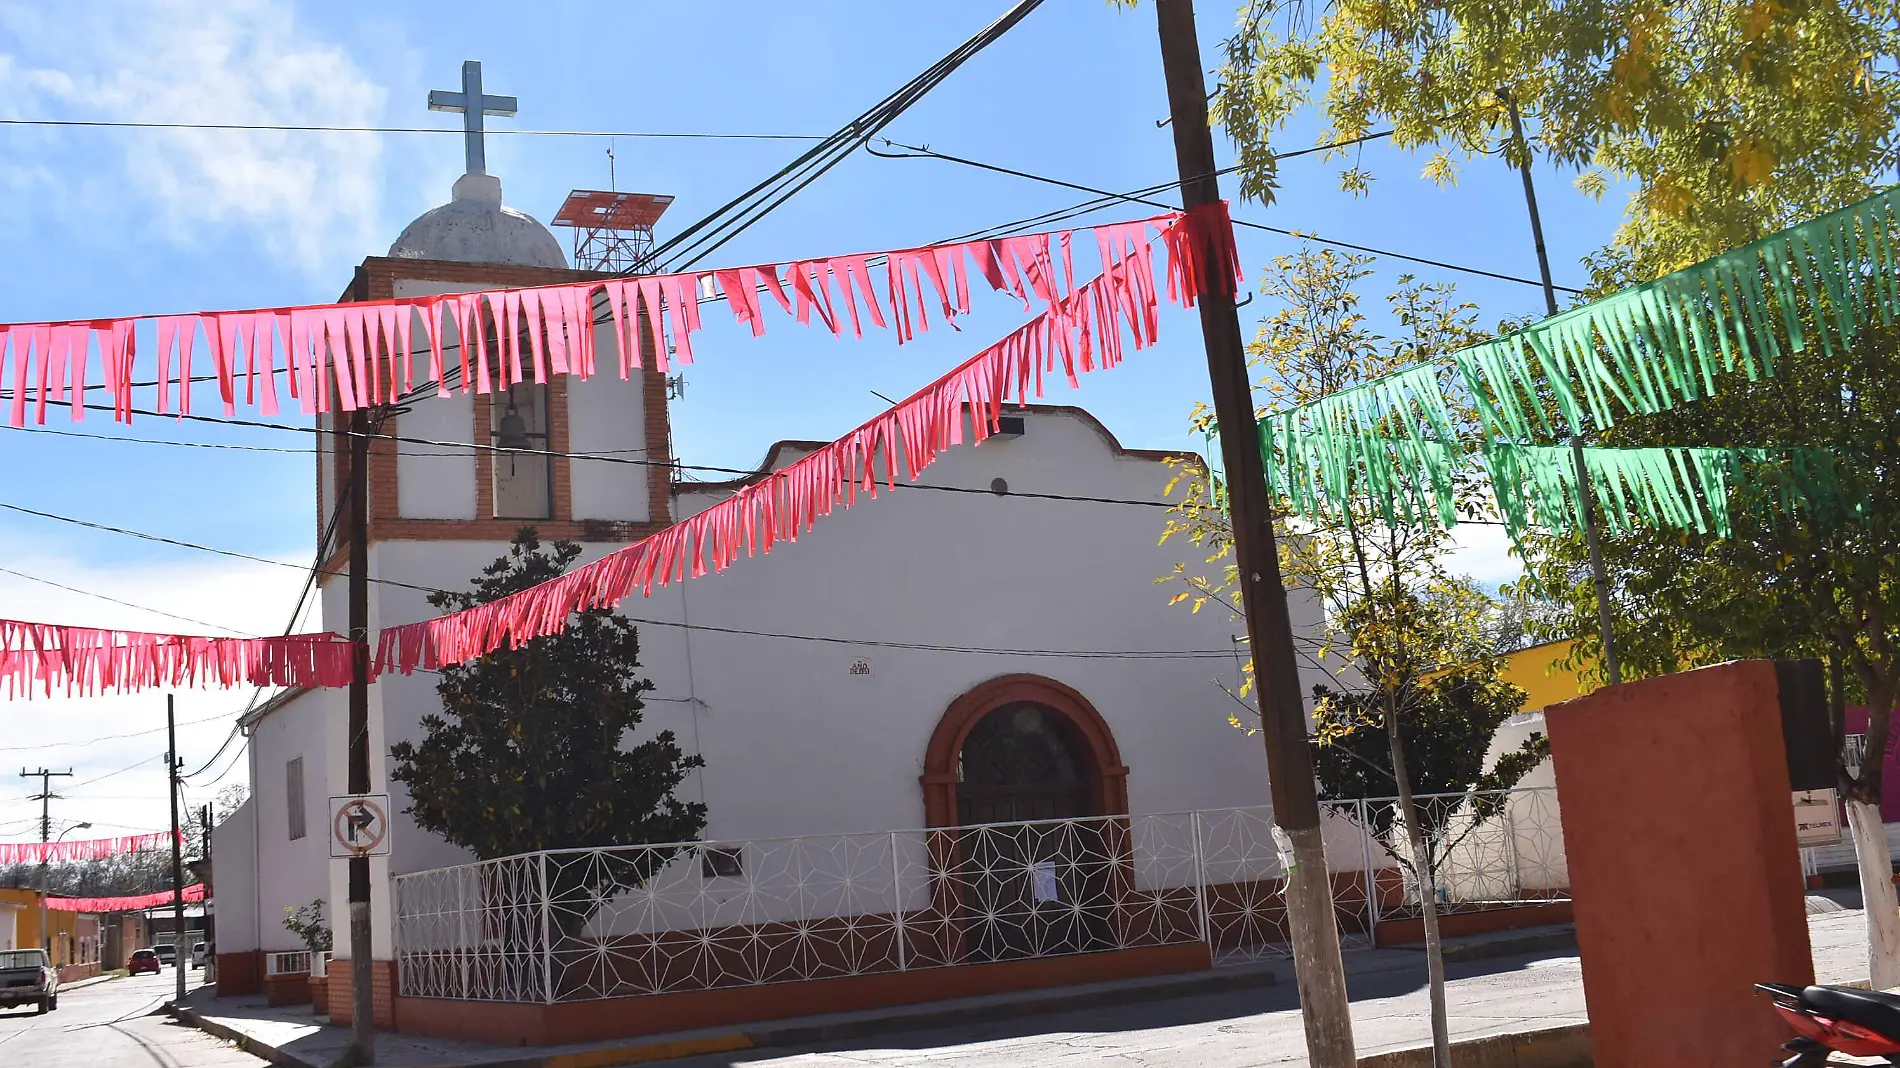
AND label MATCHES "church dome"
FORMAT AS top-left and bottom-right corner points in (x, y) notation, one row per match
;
(389, 173), (568, 269)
